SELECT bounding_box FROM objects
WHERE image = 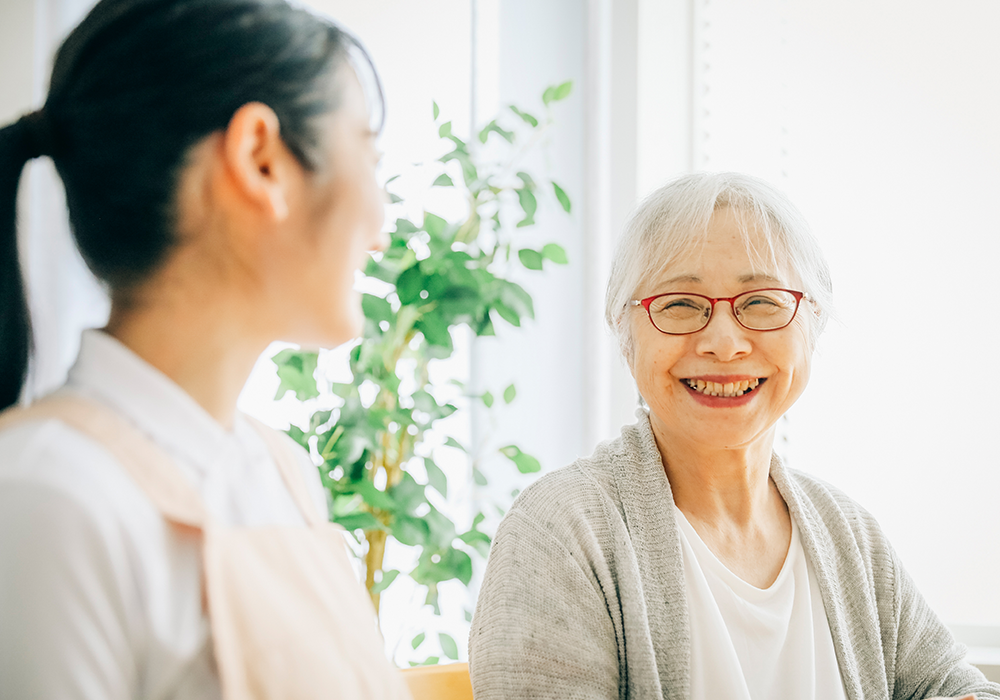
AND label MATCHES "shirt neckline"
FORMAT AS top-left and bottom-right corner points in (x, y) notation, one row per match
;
(674, 504), (800, 599)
